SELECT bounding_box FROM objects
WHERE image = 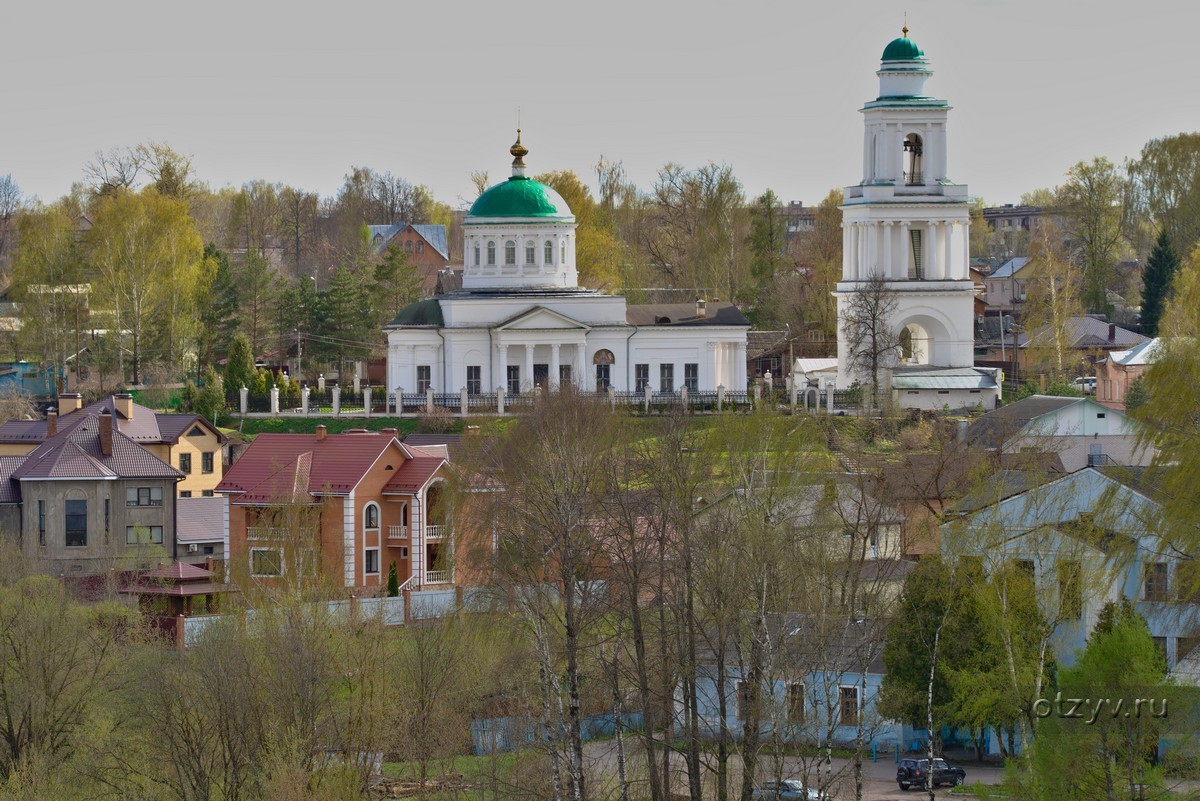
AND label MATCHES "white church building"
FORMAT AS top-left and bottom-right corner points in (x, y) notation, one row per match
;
(835, 28), (1000, 410)
(385, 134), (750, 396)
